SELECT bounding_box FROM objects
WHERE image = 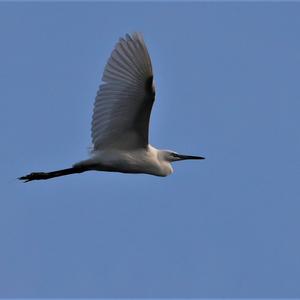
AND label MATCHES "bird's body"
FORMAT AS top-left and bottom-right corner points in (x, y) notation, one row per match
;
(75, 145), (173, 177)
(19, 32), (204, 182)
